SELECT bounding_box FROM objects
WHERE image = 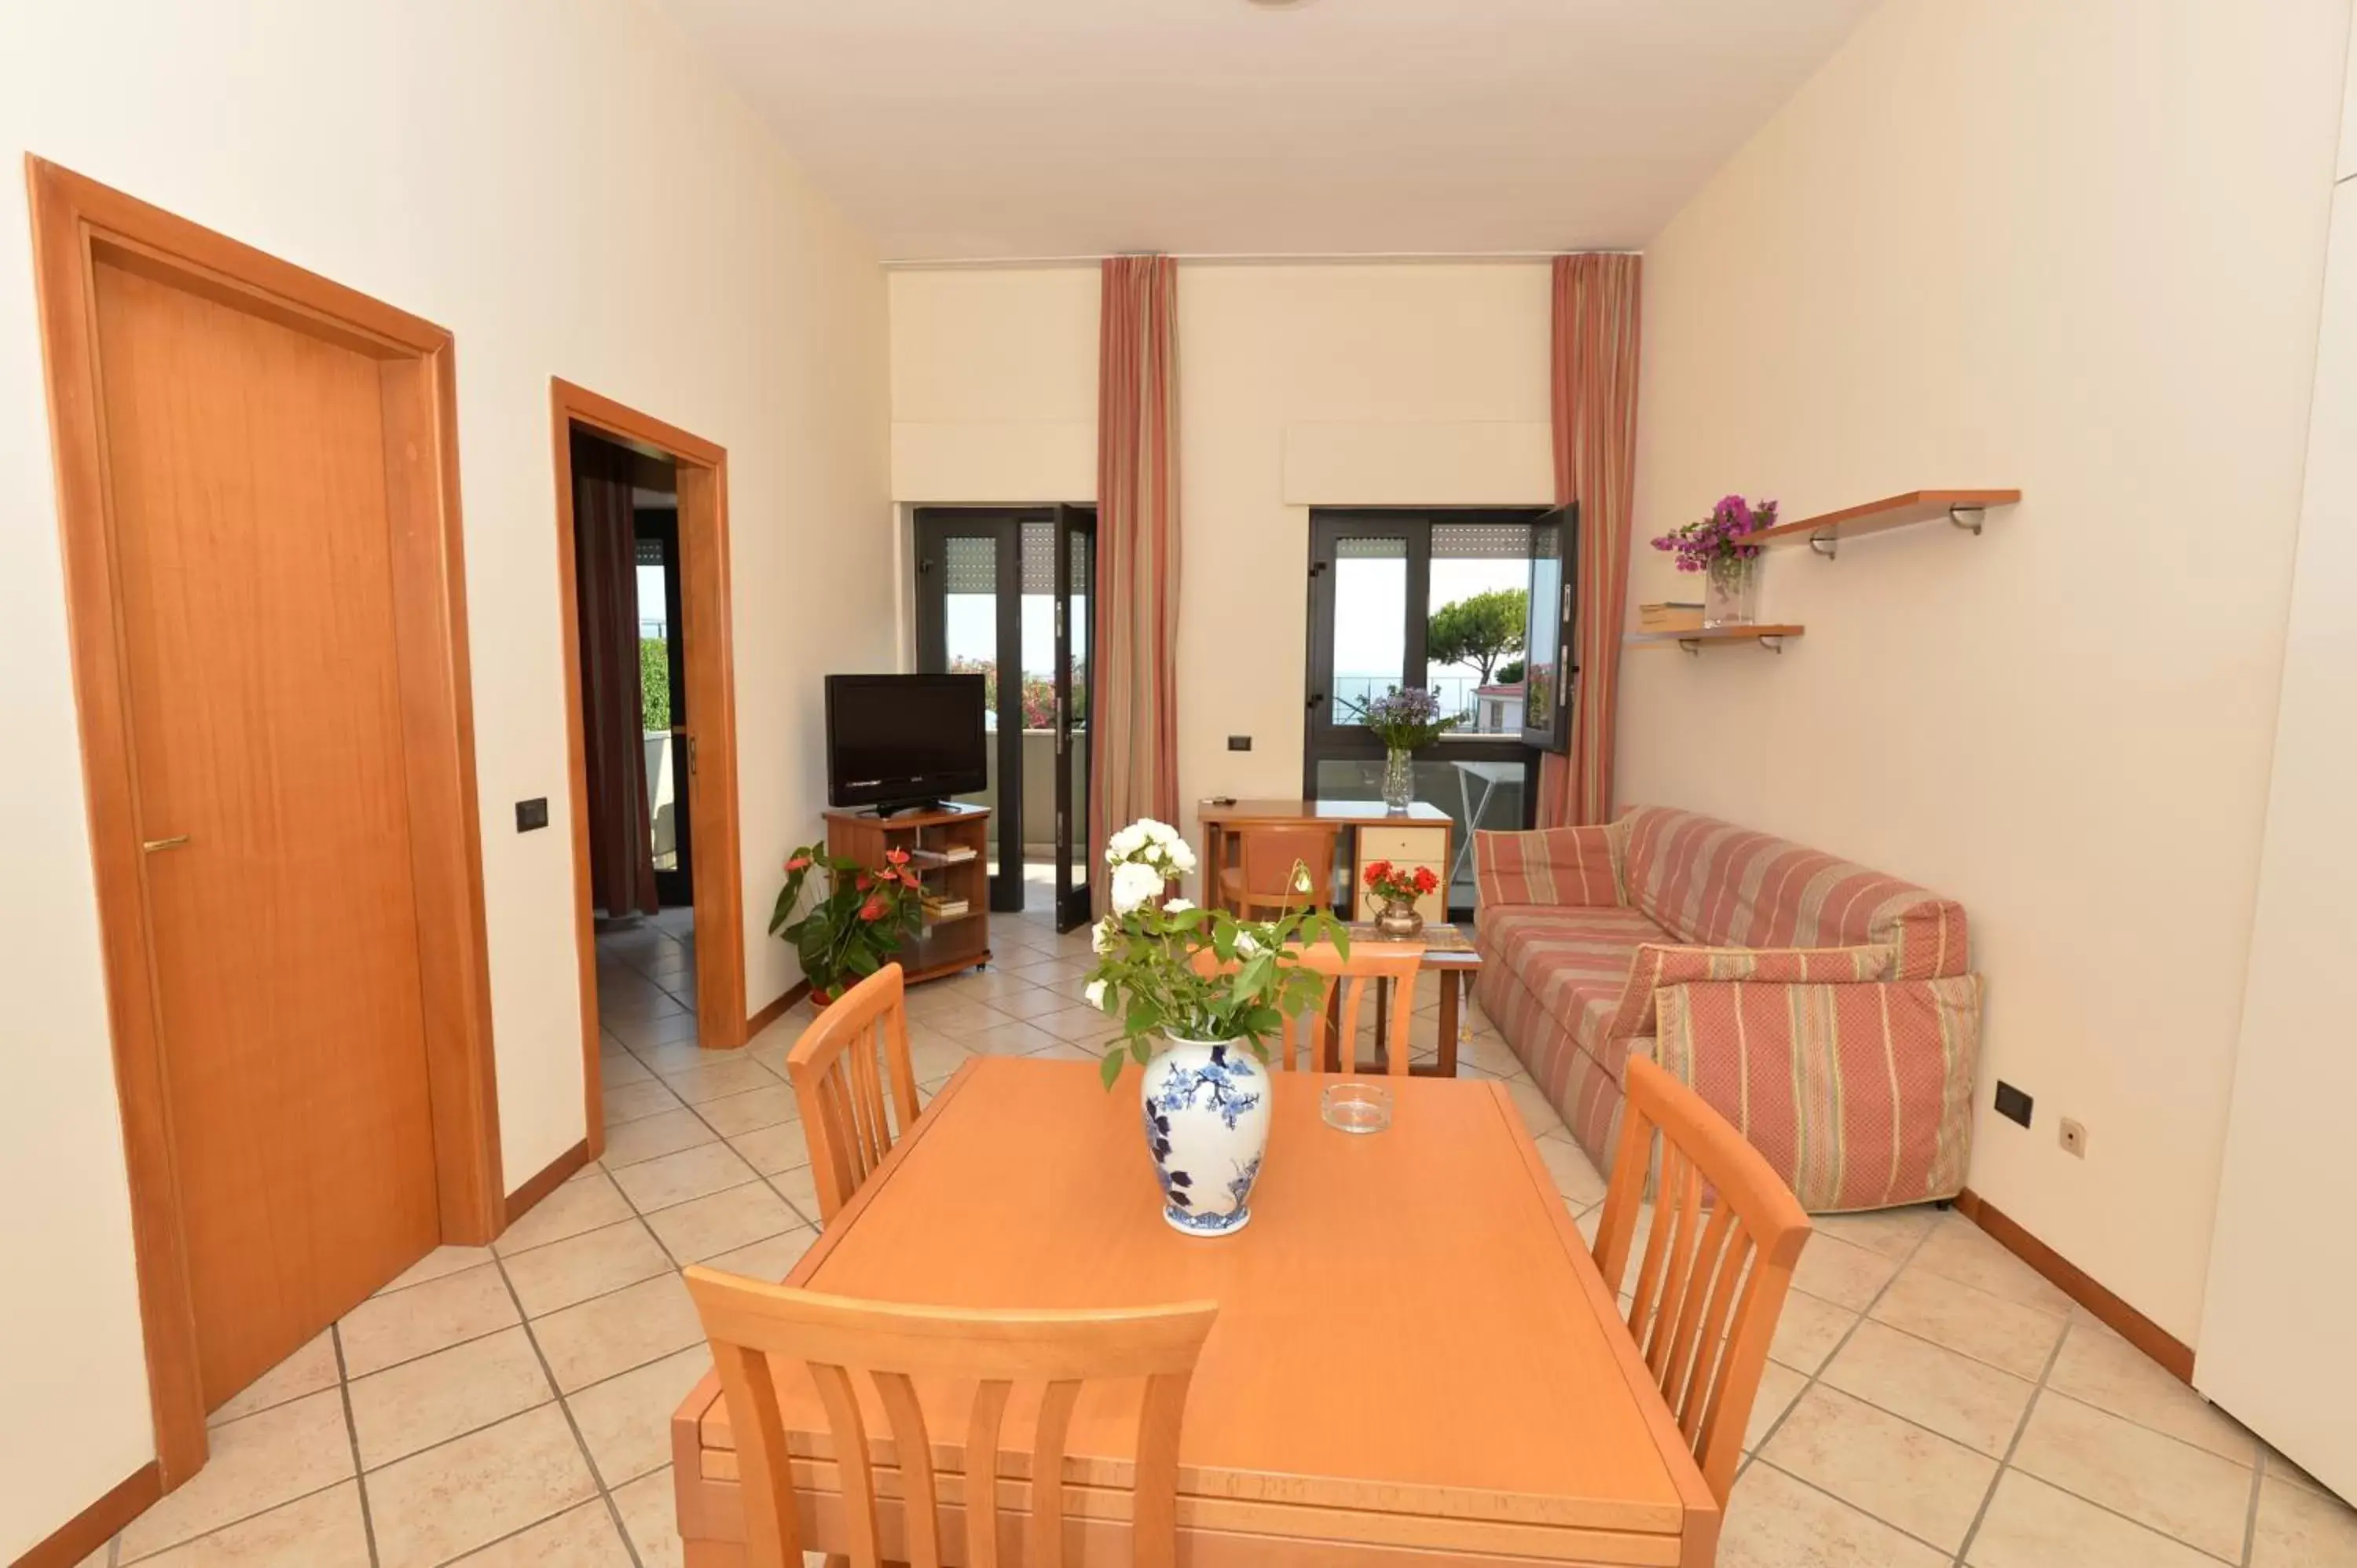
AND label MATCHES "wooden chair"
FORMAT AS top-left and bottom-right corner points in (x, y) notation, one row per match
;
(681, 1270), (1219, 1568)
(1193, 942), (1423, 1073)
(1217, 824), (1339, 916)
(1589, 1055), (1813, 1504)
(783, 963), (921, 1223)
